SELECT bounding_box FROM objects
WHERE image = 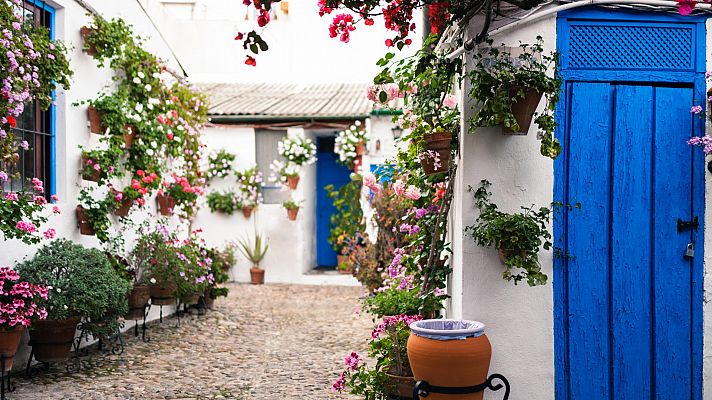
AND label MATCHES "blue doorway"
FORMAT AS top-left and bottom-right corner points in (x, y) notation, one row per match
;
(315, 136), (352, 267)
(554, 10), (705, 400)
